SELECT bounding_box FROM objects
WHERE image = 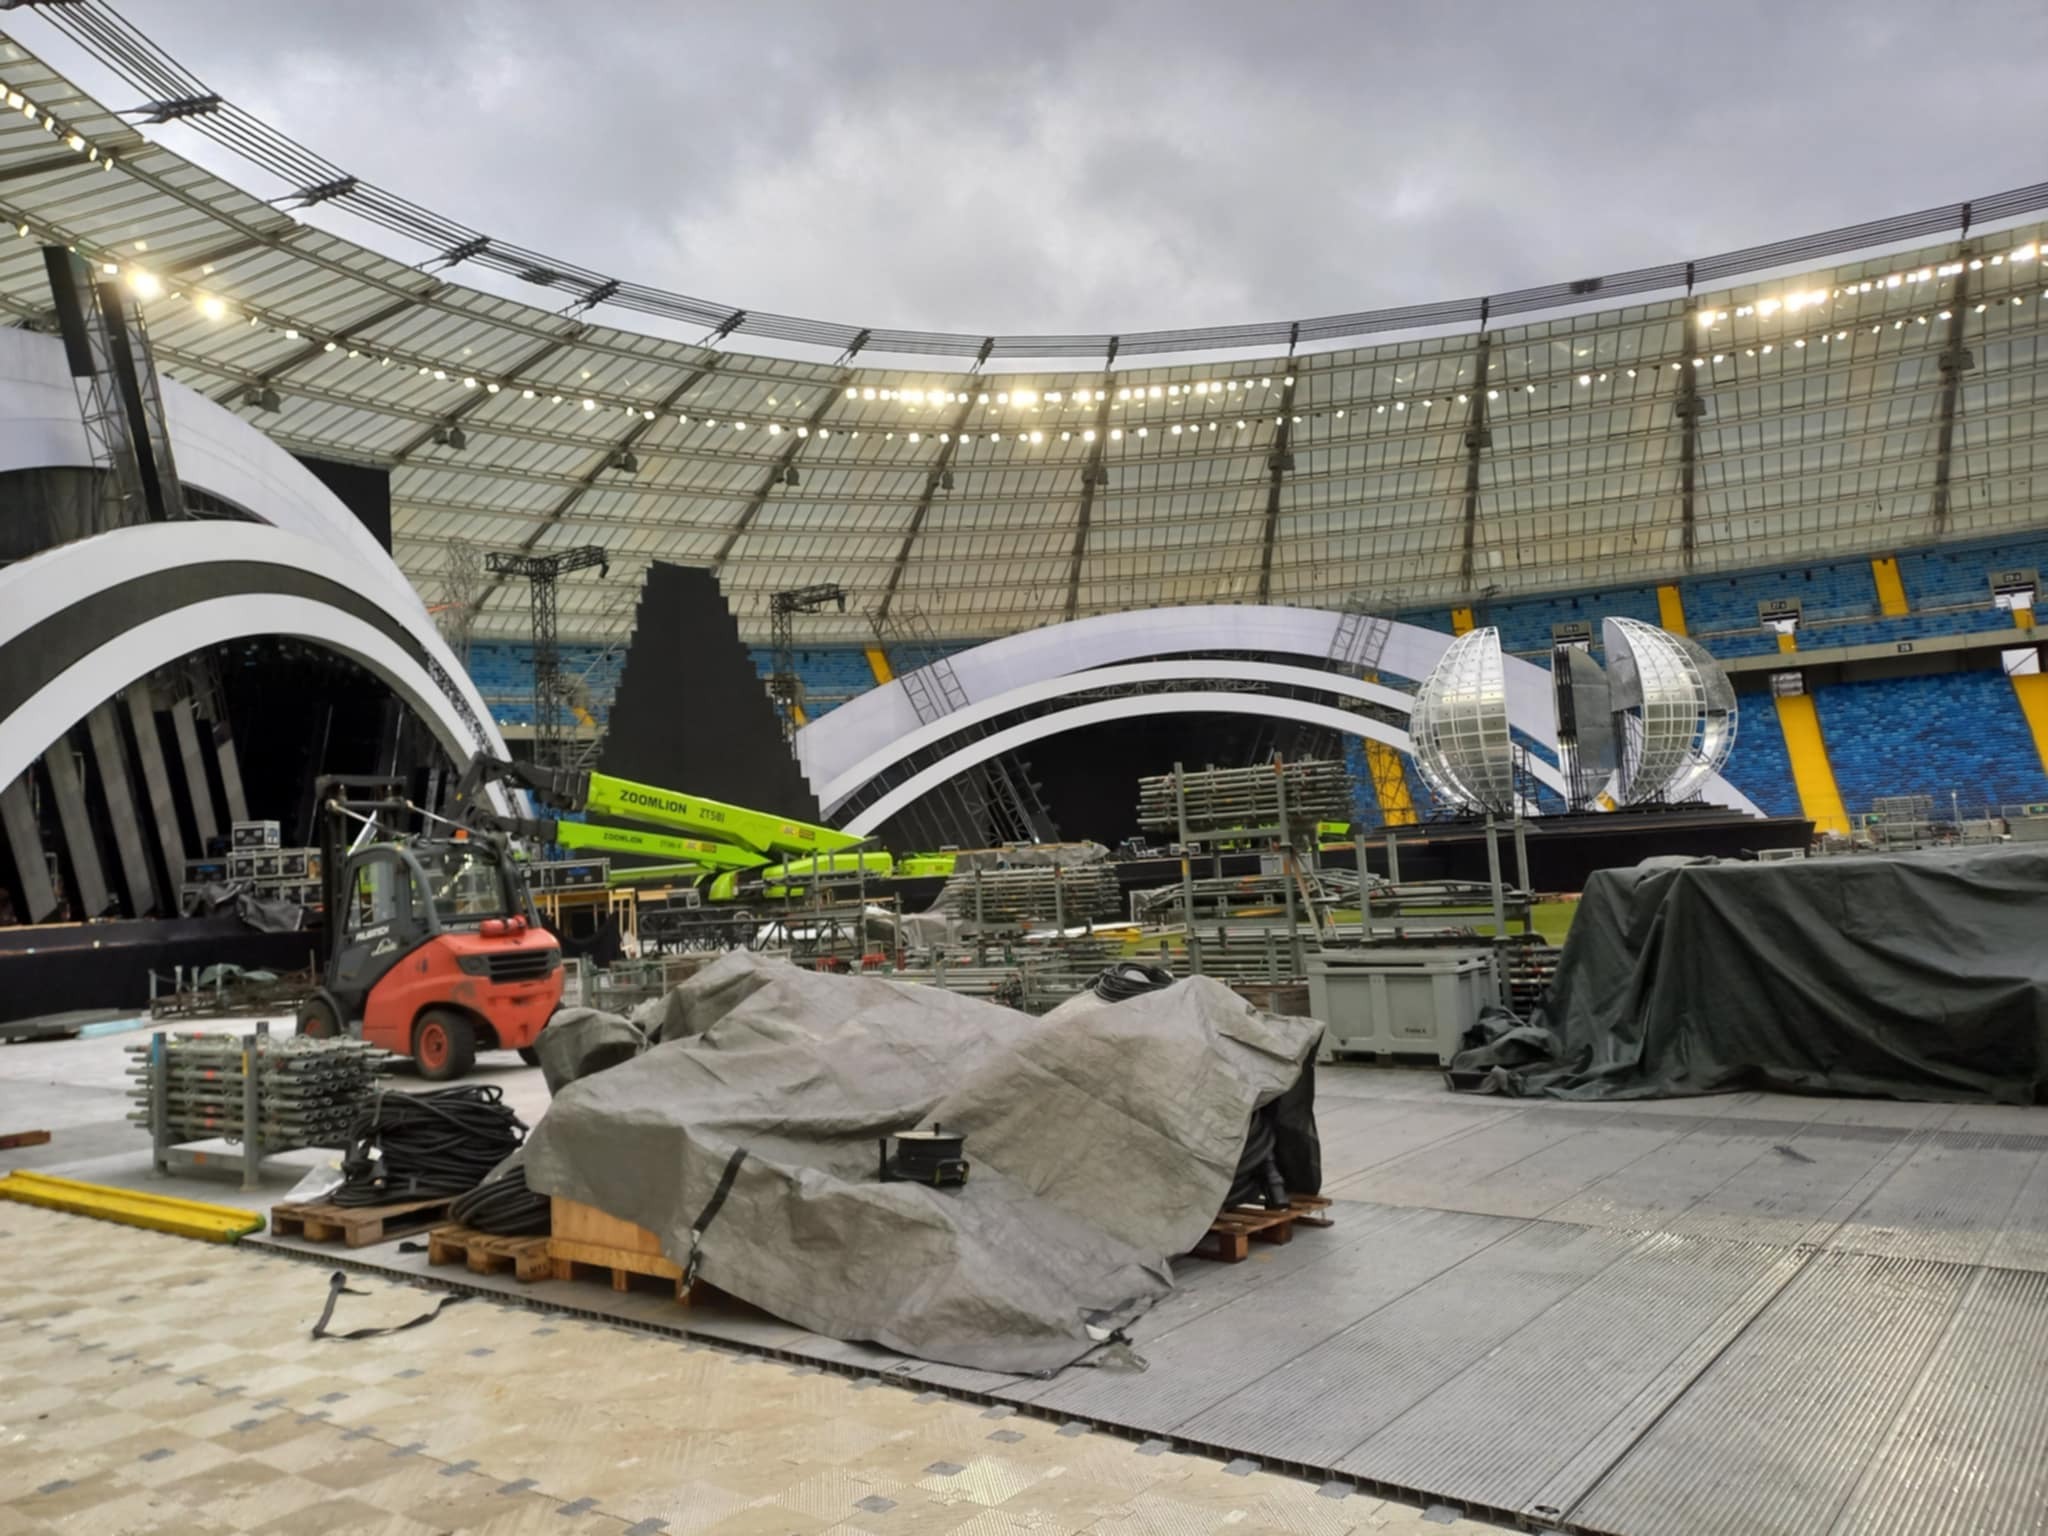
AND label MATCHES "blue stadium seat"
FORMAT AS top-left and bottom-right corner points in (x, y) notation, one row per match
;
(1815, 671), (2048, 816)
(1723, 698), (1800, 817)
